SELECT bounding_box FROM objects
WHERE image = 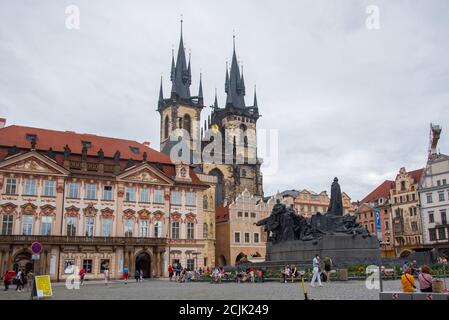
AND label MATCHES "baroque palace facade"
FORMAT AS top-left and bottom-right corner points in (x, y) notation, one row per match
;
(0, 124), (216, 280)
